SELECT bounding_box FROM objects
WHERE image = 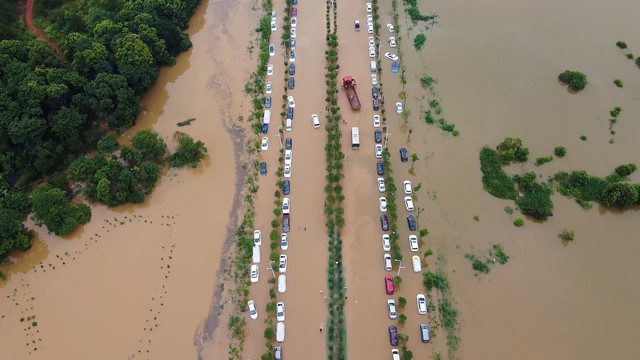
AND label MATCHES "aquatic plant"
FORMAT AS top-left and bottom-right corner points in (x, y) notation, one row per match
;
(559, 229), (575, 242)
